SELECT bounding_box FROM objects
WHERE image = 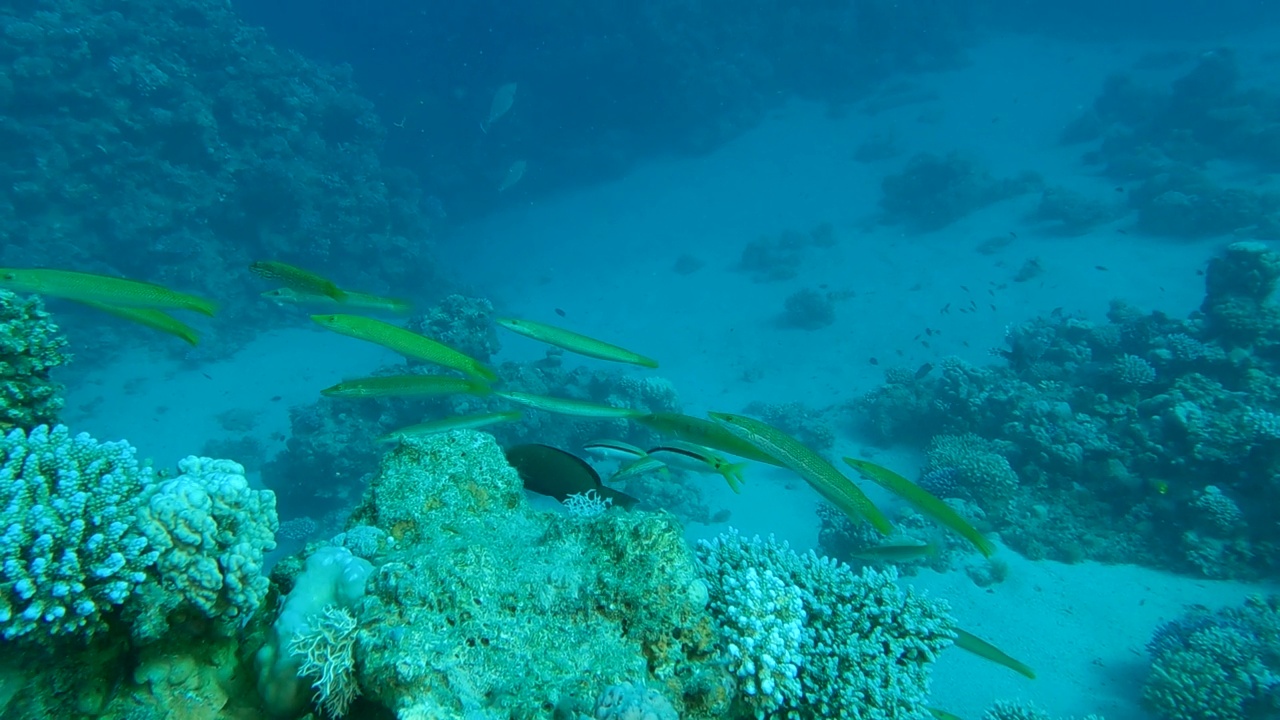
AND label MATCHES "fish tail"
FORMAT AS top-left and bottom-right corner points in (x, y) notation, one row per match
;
(723, 462), (749, 493)
(189, 296), (218, 316)
(470, 364), (500, 383)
